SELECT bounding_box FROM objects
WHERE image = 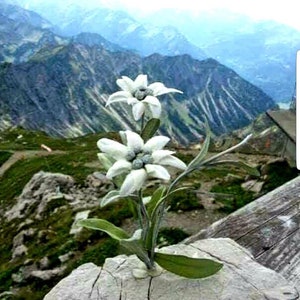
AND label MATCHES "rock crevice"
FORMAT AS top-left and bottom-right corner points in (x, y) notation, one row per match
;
(44, 238), (299, 300)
